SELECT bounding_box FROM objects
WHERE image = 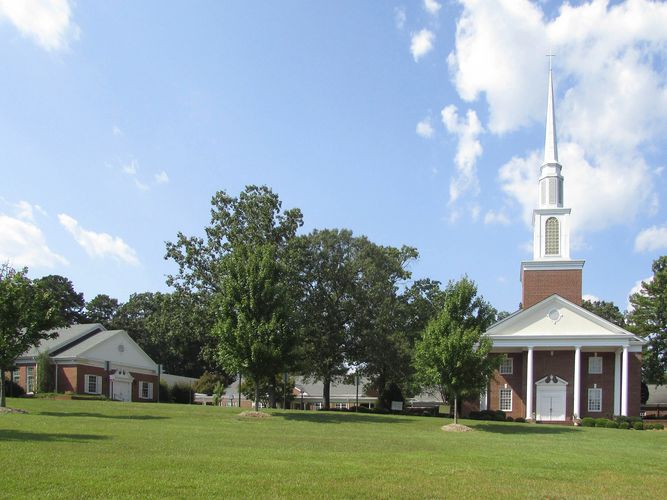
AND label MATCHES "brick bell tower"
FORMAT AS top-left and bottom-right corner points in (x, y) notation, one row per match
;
(520, 66), (584, 309)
